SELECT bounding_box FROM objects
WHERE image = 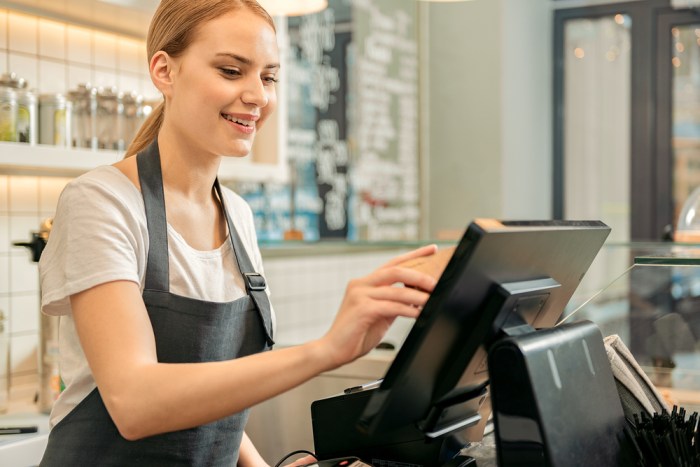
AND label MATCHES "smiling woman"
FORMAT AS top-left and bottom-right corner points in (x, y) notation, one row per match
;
(35, 1), (439, 466)
(125, 0), (278, 159)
